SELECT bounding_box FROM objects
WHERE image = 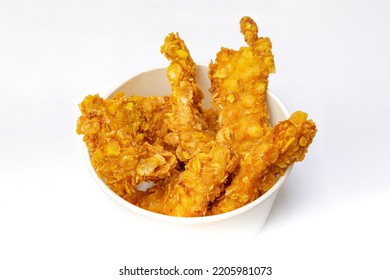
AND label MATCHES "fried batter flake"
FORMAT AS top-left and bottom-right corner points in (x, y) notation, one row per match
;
(76, 93), (177, 196)
(209, 16), (275, 155)
(161, 32), (216, 162)
(133, 128), (238, 217)
(209, 111), (317, 215)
